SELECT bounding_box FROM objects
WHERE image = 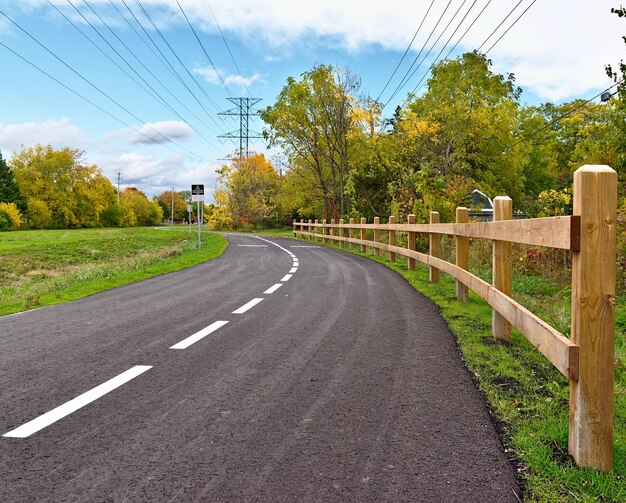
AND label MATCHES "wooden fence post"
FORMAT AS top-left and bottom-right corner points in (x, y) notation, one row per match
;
(349, 218), (355, 249)
(429, 211), (440, 283)
(314, 219), (319, 242)
(407, 214), (416, 270)
(308, 219), (312, 241)
(292, 219), (296, 238)
(360, 218), (366, 253)
(300, 219), (304, 239)
(389, 215), (396, 262)
(456, 207), (469, 302)
(373, 217), (380, 256)
(322, 219), (327, 243)
(569, 165), (617, 472)
(492, 197), (513, 342)
(339, 218), (344, 248)
(330, 219), (335, 243)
